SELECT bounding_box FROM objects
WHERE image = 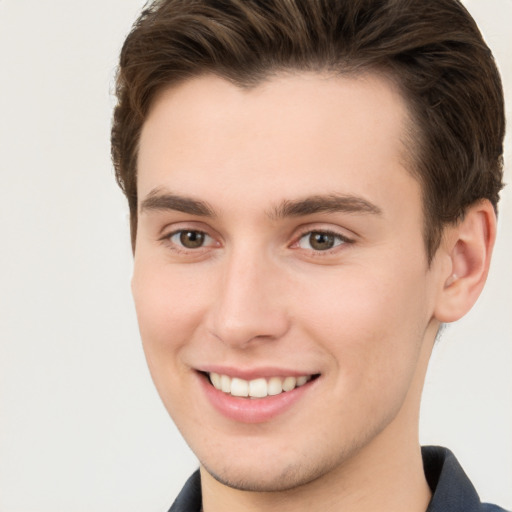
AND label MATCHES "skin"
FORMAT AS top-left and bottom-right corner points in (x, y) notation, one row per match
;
(132, 73), (495, 512)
